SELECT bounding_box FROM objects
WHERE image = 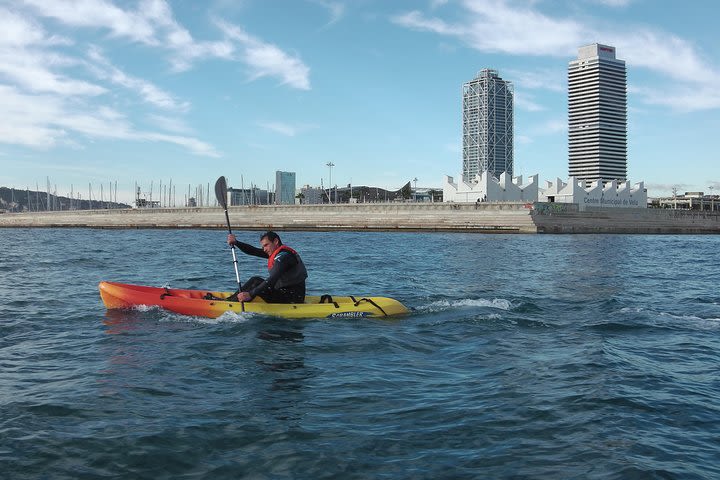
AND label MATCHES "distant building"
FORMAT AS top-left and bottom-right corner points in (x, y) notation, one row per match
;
(540, 177), (646, 209)
(228, 187), (270, 205)
(651, 191), (719, 211)
(568, 44), (627, 186)
(300, 185), (325, 205)
(275, 171), (296, 205)
(444, 173), (538, 203)
(462, 69), (514, 182)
